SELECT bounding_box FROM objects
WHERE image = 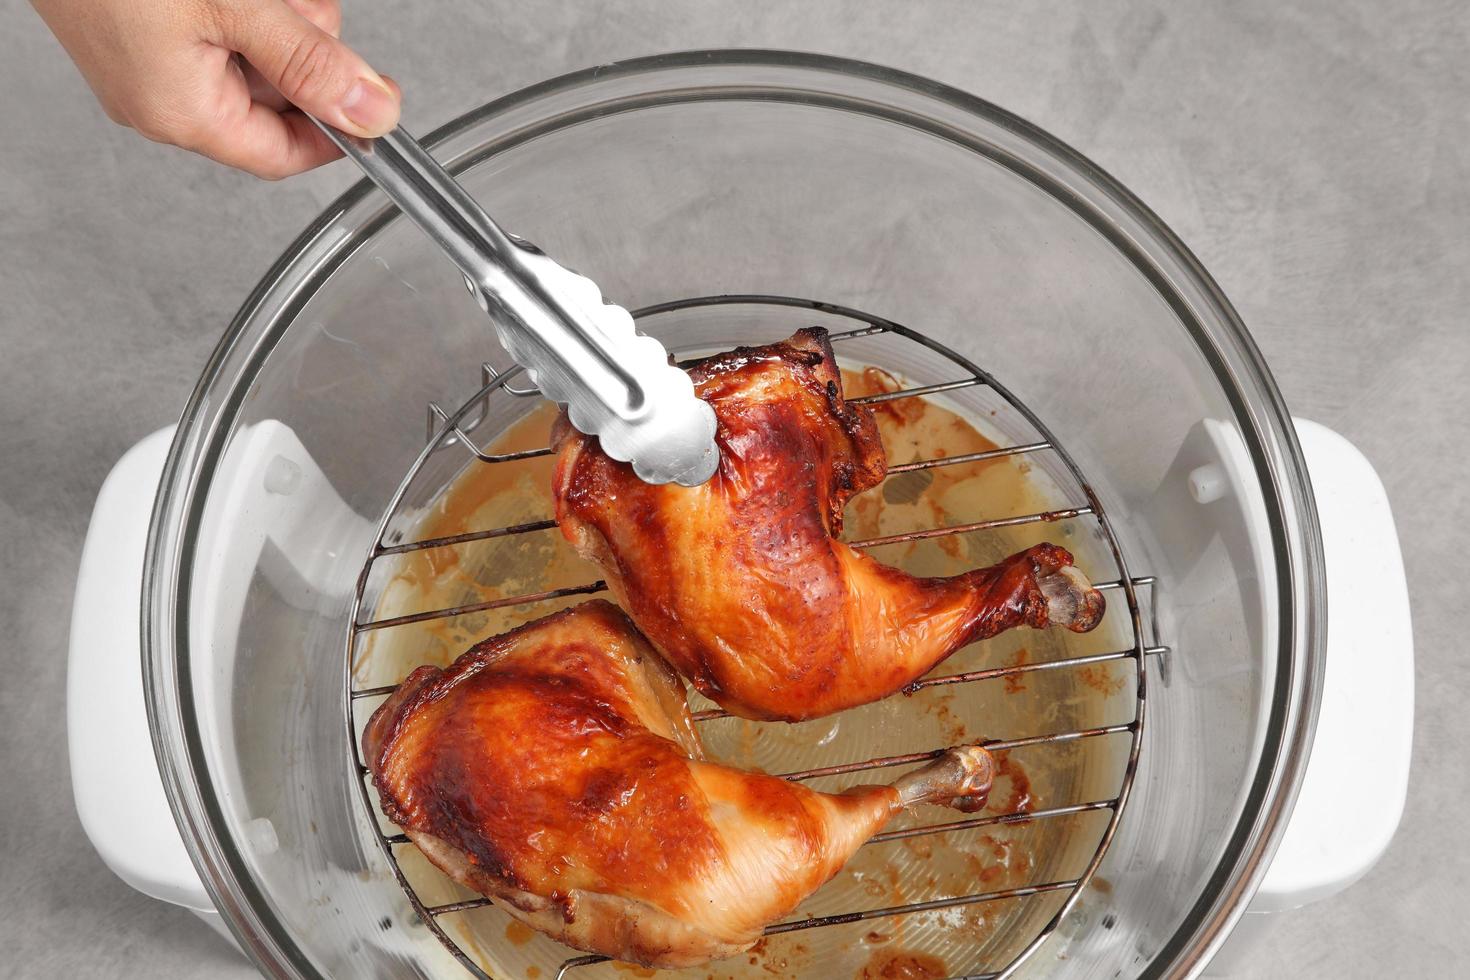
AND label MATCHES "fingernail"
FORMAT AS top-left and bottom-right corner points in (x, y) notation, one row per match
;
(341, 77), (399, 135)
